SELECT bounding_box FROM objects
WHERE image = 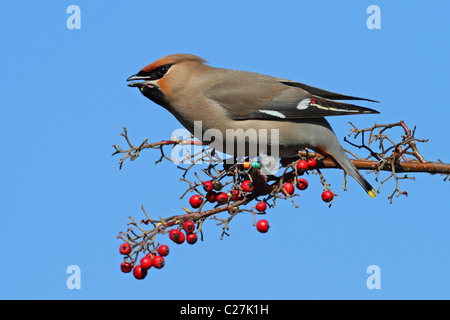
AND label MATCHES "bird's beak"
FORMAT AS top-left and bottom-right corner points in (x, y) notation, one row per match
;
(127, 74), (147, 82)
(126, 73), (156, 88)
